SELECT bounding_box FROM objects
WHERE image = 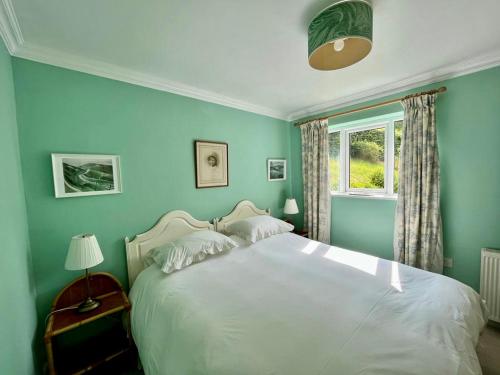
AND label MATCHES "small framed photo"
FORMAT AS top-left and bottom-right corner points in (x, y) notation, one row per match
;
(195, 140), (228, 188)
(51, 154), (122, 198)
(268, 159), (286, 181)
